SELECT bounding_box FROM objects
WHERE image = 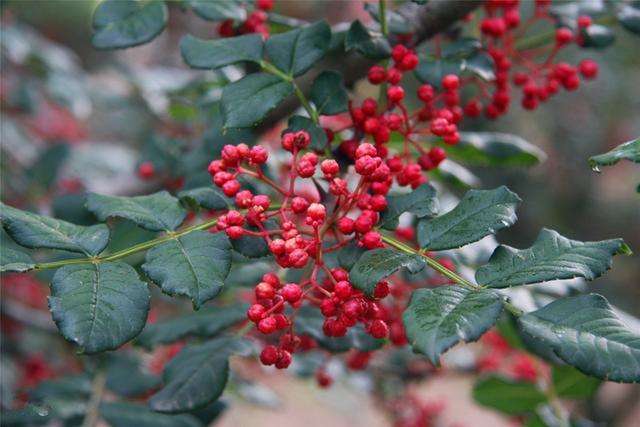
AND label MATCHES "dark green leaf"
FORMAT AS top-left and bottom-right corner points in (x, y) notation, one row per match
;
(403, 286), (504, 366)
(106, 352), (161, 397)
(180, 34), (263, 69)
(476, 228), (631, 288)
(617, 4), (640, 35)
(136, 303), (249, 349)
(188, 0), (245, 22)
(465, 51), (496, 81)
(30, 375), (91, 401)
(295, 305), (384, 352)
(364, 3), (409, 35)
(417, 186), (521, 250)
(415, 58), (465, 89)
(284, 116), (328, 151)
(473, 376), (547, 415)
(86, 191), (188, 232)
(48, 261), (150, 353)
(310, 71), (348, 115)
(580, 24), (615, 48)
(552, 365), (601, 399)
(265, 21), (331, 76)
(442, 37), (482, 59)
(589, 138), (640, 171)
(338, 240), (367, 271)
(221, 73), (294, 128)
(27, 143), (69, 189)
(1, 247), (34, 273)
(92, 0), (168, 49)
(345, 20), (391, 60)
(0, 203), (110, 255)
(100, 401), (202, 427)
(142, 231), (231, 309)
(149, 336), (249, 413)
(350, 248), (425, 297)
(379, 183), (439, 230)
(178, 187), (231, 211)
(441, 132), (546, 167)
(518, 294), (640, 382)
